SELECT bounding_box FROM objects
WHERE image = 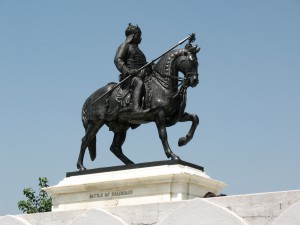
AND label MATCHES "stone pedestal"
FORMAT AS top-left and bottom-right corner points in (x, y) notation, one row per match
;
(44, 160), (226, 212)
